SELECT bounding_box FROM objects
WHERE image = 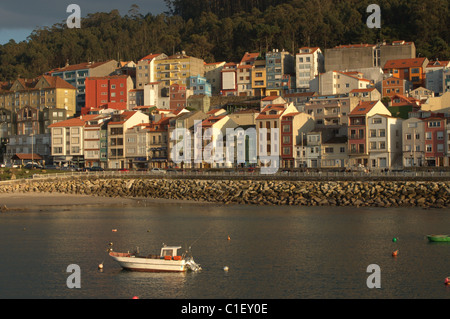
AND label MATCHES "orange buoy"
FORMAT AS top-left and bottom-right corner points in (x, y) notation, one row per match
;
(112, 229), (117, 232)
(445, 277), (449, 285)
(132, 296), (139, 299)
(227, 235), (231, 241)
(392, 250), (398, 257)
